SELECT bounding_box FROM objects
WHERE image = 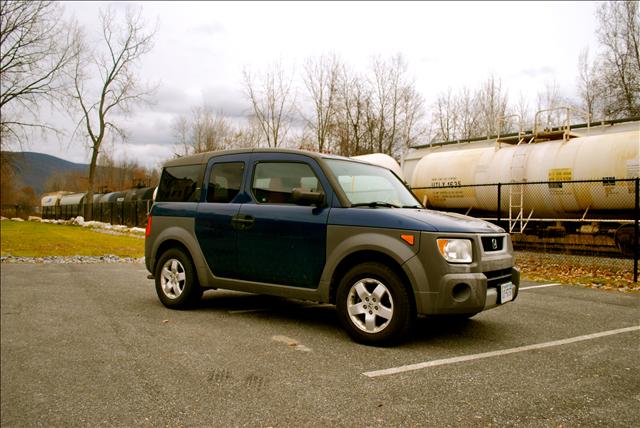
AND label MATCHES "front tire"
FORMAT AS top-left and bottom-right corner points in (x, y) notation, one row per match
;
(155, 248), (202, 309)
(336, 262), (414, 346)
